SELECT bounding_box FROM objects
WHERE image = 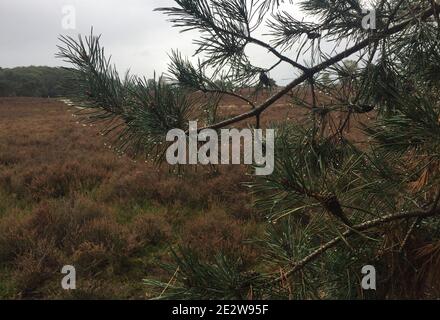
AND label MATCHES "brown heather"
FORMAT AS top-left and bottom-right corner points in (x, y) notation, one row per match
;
(1, 97), (437, 299)
(0, 97), (259, 299)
